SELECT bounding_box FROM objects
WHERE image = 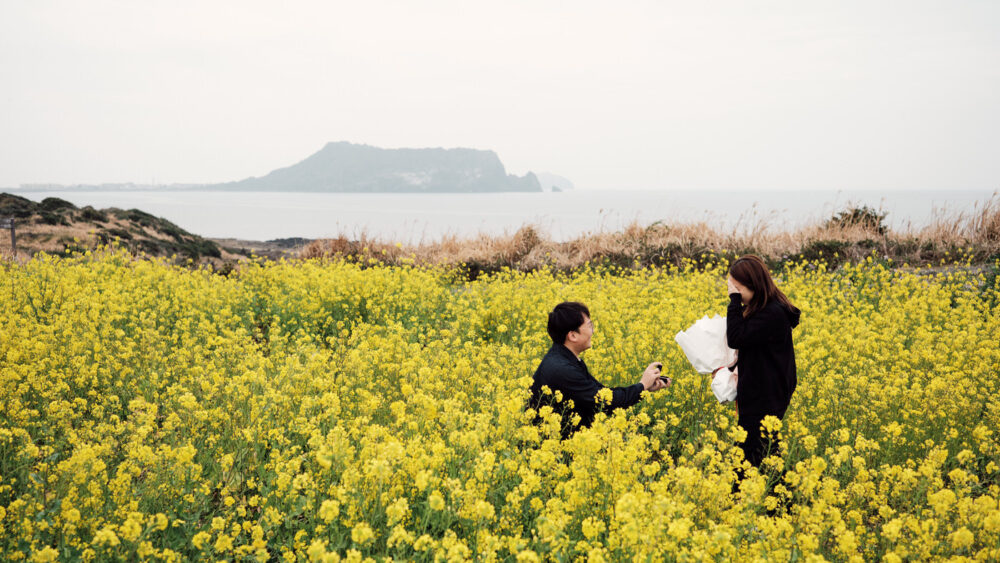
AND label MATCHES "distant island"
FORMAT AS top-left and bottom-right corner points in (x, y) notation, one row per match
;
(12, 142), (575, 194)
(210, 142), (542, 193)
